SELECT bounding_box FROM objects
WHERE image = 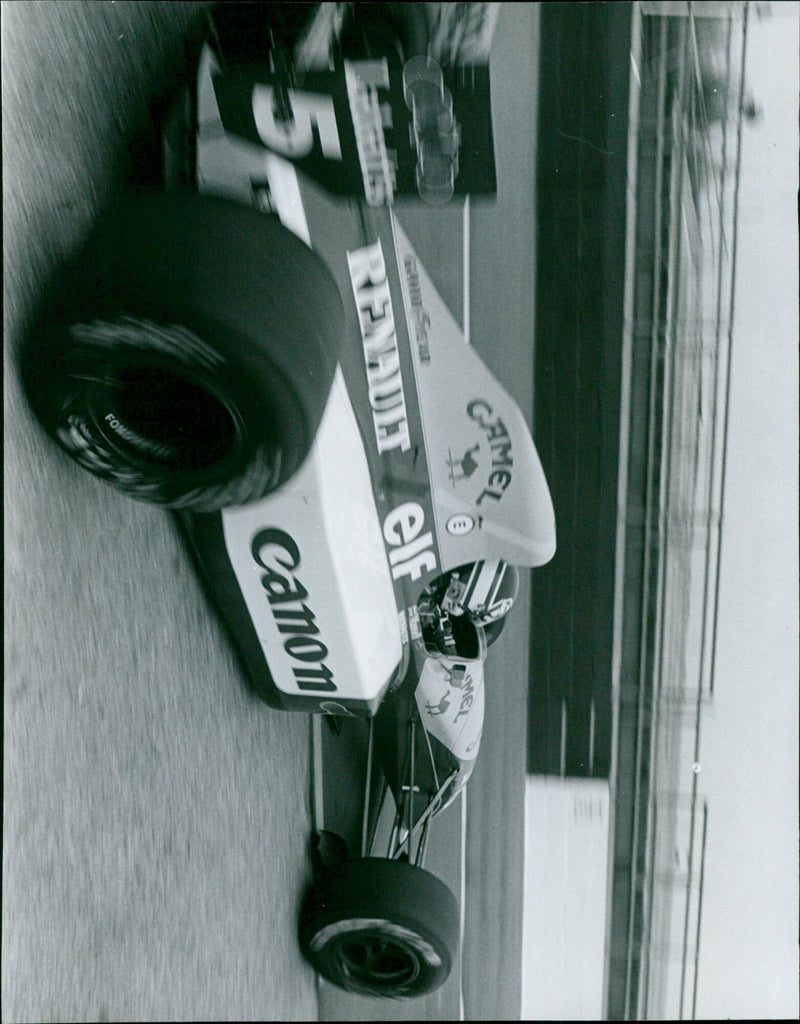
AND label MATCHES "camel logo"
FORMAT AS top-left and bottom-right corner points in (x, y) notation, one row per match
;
(425, 692), (452, 716)
(445, 400), (515, 504)
(417, 658), (484, 761)
(467, 399), (514, 505)
(447, 444), (481, 484)
(424, 663), (468, 717)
